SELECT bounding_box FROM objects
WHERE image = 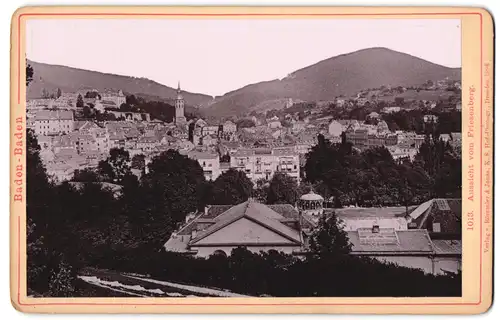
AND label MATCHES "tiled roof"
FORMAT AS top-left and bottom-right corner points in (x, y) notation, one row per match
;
(348, 229), (434, 254)
(187, 151), (219, 160)
(272, 148), (296, 156)
(189, 200), (301, 245)
(233, 149), (255, 157)
(138, 136), (160, 144)
(332, 206), (417, 218)
(432, 239), (462, 255)
(35, 110), (74, 121)
(167, 201), (305, 252)
(411, 198), (462, 230)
